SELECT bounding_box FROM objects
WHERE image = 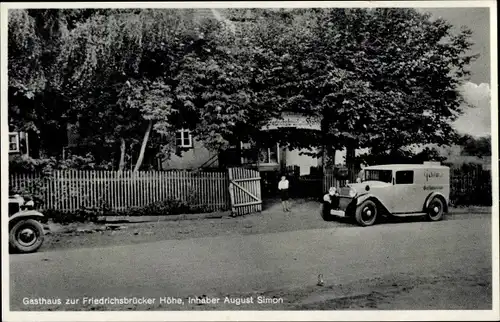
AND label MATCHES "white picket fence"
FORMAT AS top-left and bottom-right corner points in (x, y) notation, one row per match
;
(9, 170), (231, 212)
